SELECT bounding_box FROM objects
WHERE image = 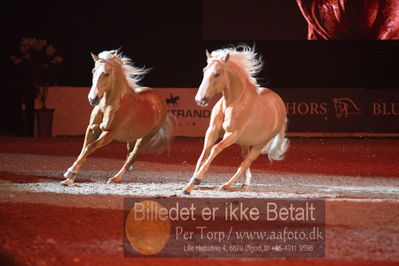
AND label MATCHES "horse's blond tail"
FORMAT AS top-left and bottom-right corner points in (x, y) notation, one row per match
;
(261, 119), (289, 162)
(145, 114), (174, 154)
